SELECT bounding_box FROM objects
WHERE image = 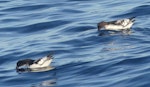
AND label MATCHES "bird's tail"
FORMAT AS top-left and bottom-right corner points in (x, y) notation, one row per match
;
(129, 17), (136, 22)
(47, 52), (54, 59)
